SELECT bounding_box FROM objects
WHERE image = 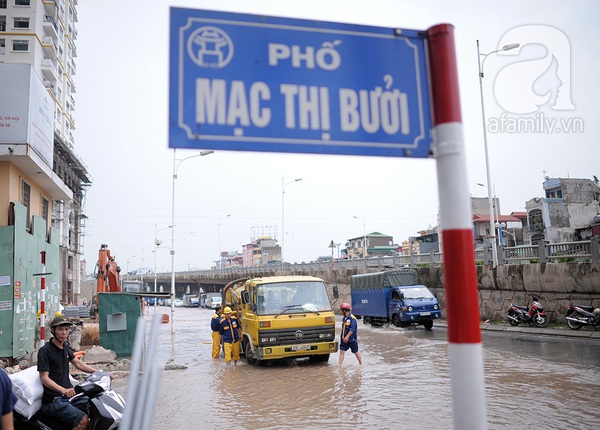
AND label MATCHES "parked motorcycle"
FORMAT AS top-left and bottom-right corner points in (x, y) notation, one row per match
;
(14, 371), (125, 430)
(566, 303), (600, 330)
(507, 296), (549, 328)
